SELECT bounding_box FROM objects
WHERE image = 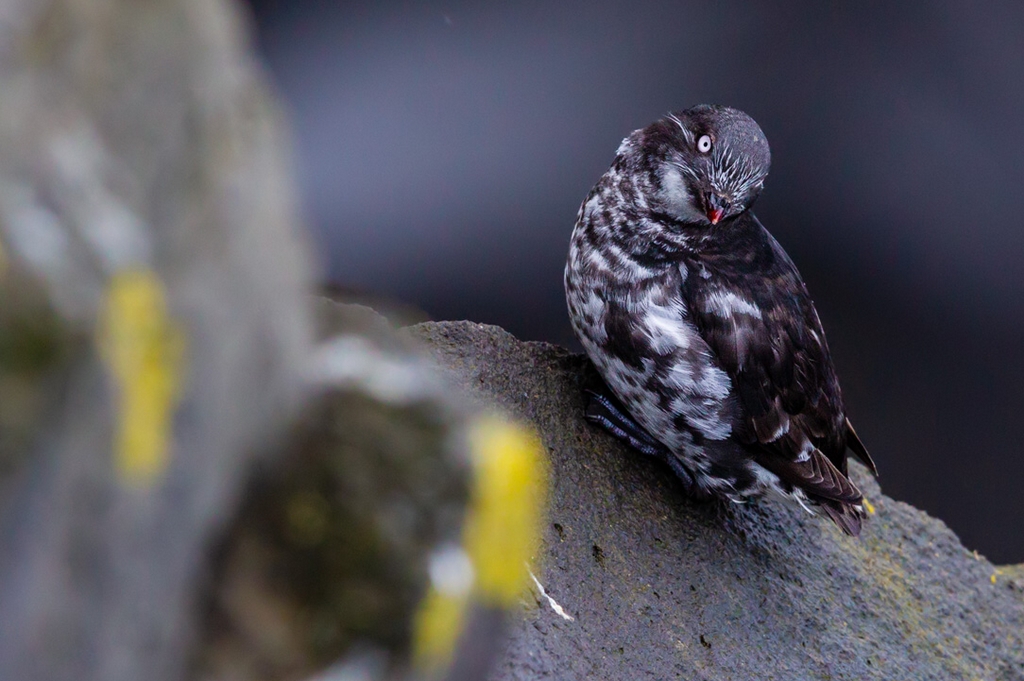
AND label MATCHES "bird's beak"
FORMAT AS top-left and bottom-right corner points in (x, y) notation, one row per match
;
(705, 193), (727, 225)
